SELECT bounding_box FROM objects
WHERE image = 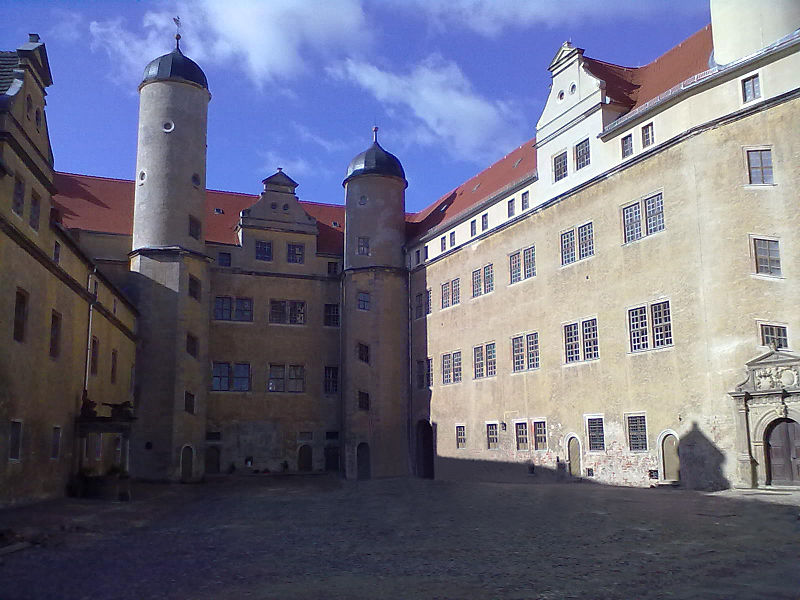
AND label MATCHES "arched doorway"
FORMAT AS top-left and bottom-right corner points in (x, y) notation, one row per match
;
(205, 446), (220, 474)
(356, 442), (371, 480)
(661, 433), (680, 482)
(180, 446), (193, 482)
(766, 418), (800, 485)
(298, 444), (313, 472)
(567, 436), (581, 477)
(416, 420), (434, 479)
